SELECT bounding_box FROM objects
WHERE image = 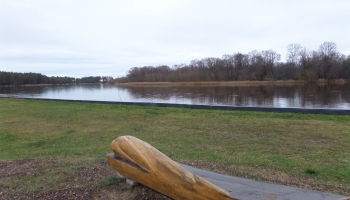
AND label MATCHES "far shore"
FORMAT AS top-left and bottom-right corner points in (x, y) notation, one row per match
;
(114, 79), (349, 86)
(0, 82), (102, 88)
